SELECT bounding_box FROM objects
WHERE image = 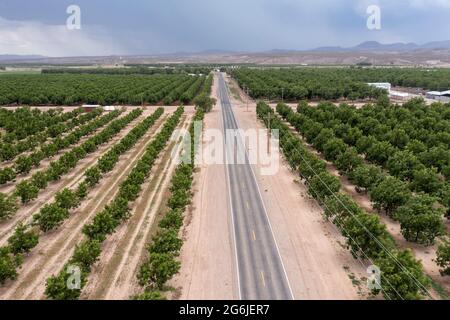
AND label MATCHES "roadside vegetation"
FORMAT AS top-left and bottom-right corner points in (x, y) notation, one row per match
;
(134, 108), (205, 300)
(257, 101), (433, 300)
(275, 100), (450, 278)
(44, 107), (184, 299)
